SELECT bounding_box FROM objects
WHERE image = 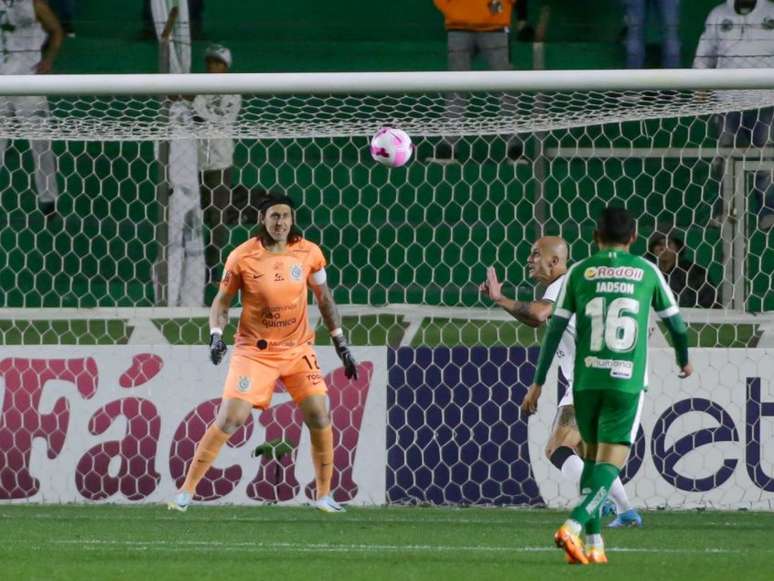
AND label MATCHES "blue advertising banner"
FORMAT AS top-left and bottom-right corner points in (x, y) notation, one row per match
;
(387, 347), (544, 506)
